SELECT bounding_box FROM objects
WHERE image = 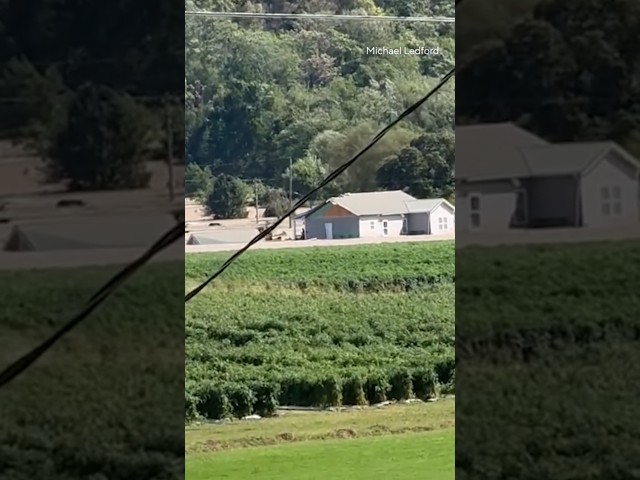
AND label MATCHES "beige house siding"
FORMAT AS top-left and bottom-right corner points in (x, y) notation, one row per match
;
(358, 214), (404, 238)
(581, 151), (639, 228)
(457, 180), (517, 232)
(428, 204), (455, 234)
